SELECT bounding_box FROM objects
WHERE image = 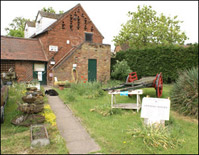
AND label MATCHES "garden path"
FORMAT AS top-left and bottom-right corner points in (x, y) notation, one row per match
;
(44, 86), (101, 154)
